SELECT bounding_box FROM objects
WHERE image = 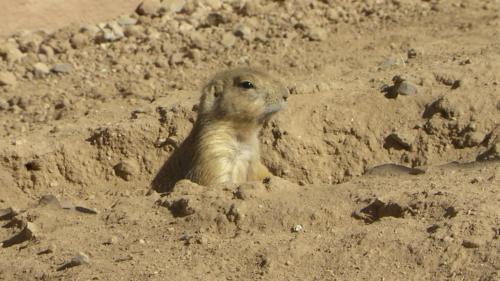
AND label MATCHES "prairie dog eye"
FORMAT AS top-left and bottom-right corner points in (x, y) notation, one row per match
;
(238, 81), (255, 89)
